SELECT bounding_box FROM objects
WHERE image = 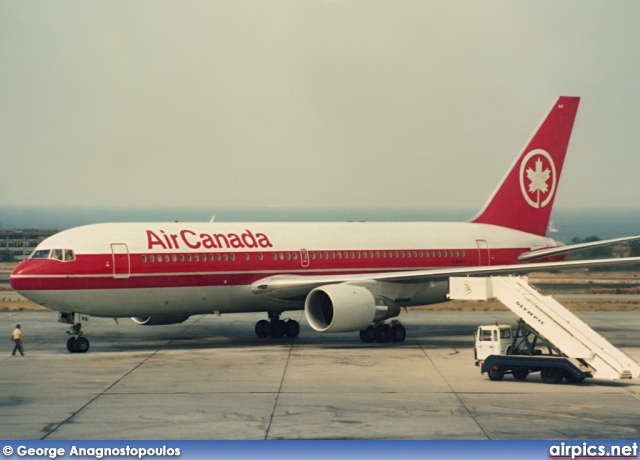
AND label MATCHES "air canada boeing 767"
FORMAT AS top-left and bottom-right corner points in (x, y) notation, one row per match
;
(10, 96), (640, 352)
